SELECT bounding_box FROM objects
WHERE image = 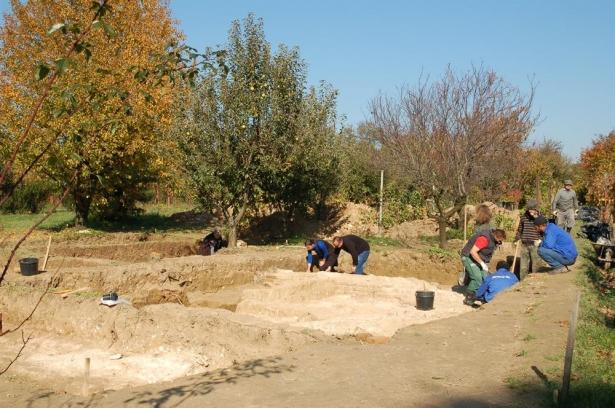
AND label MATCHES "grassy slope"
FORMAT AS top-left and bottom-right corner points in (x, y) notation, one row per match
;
(568, 240), (615, 407)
